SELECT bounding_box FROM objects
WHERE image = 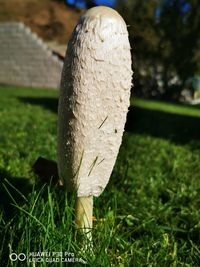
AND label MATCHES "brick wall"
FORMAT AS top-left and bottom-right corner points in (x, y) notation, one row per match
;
(0, 22), (64, 89)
